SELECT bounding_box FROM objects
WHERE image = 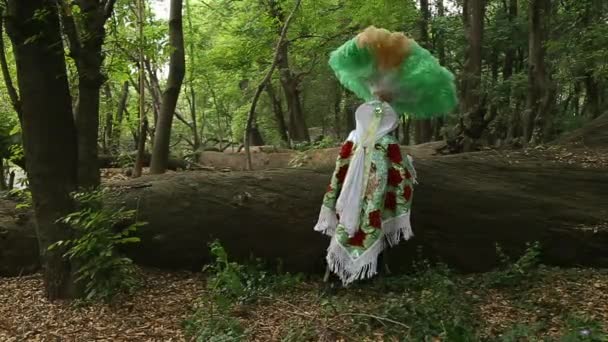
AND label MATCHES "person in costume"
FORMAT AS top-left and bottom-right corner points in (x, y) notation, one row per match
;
(314, 26), (457, 285)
